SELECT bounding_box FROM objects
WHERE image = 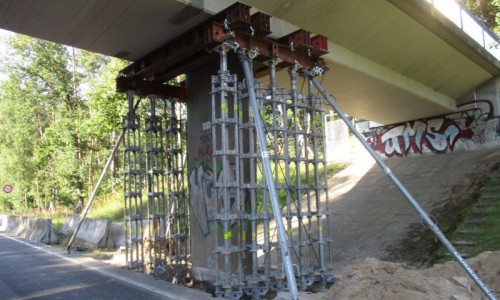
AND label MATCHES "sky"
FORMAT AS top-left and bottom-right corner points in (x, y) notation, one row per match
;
(0, 29), (14, 82)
